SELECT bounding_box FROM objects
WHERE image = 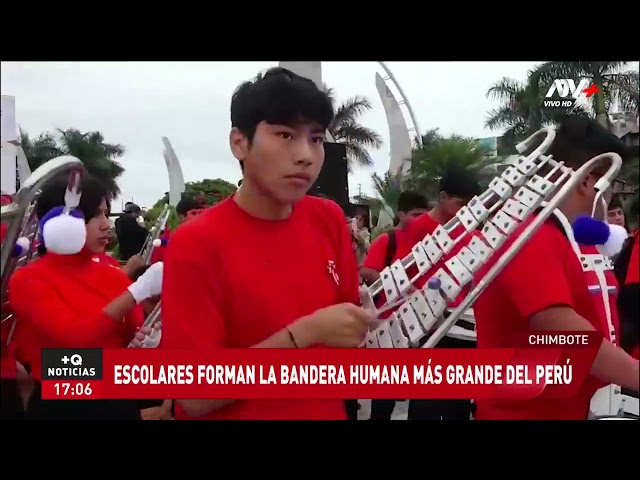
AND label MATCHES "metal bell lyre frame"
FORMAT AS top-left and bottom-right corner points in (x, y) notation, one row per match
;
(361, 127), (624, 351)
(128, 290), (163, 349)
(140, 204), (171, 265)
(63, 168), (83, 215)
(1, 156), (86, 345)
(132, 207), (171, 345)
